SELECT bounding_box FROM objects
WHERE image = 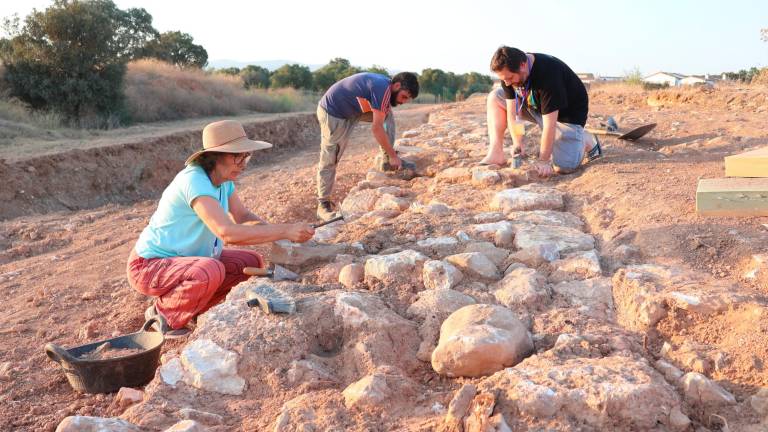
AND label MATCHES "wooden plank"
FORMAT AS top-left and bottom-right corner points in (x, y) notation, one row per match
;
(725, 147), (768, 178)
(696, 178), (768, 216)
